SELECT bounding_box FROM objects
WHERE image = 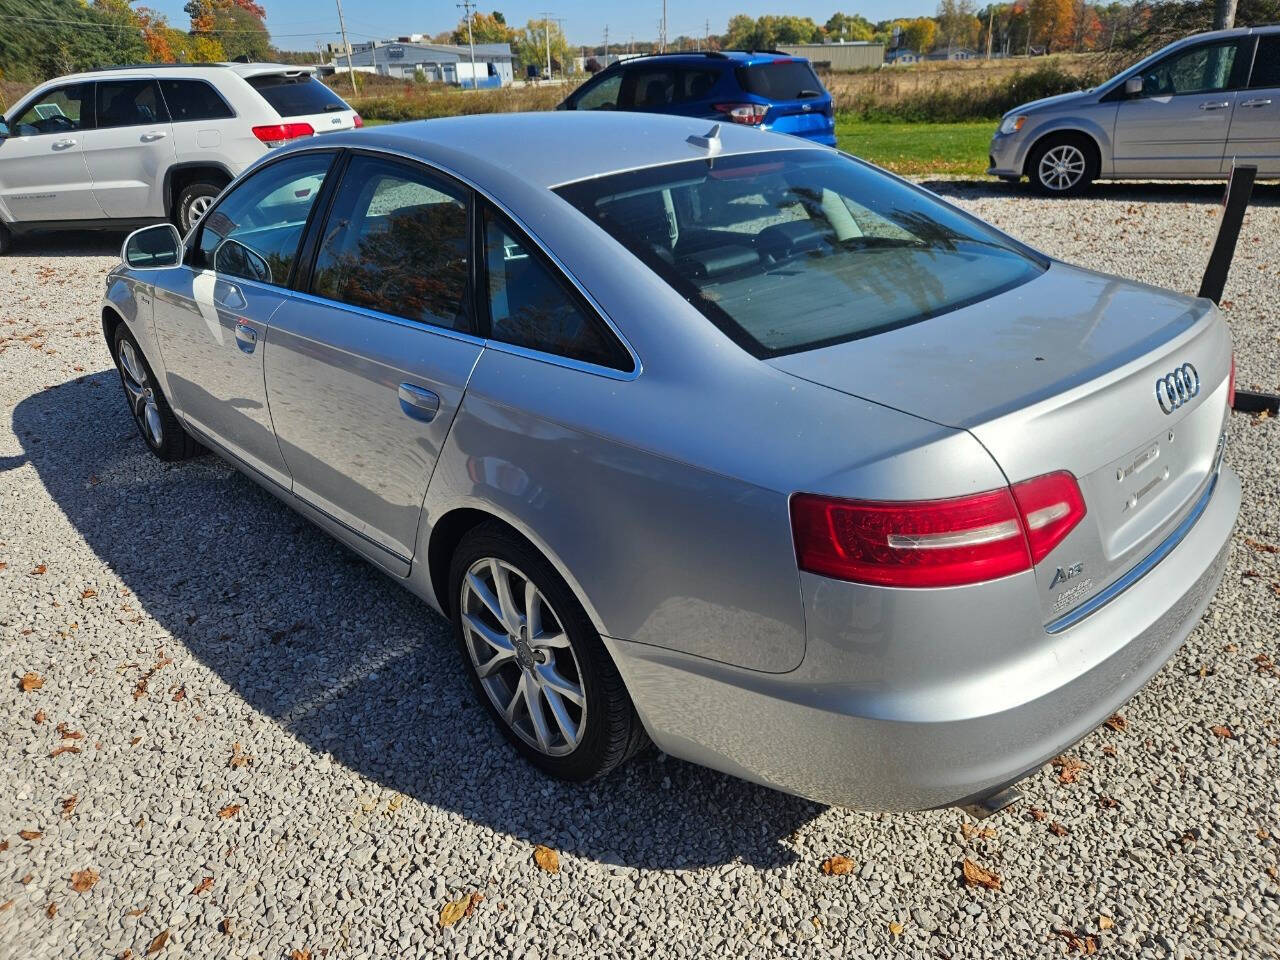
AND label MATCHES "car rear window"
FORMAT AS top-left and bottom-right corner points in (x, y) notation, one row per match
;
(735, 61), (824, 100)
(554, 149), (1045, 358)
(247, 74), (349, 117)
